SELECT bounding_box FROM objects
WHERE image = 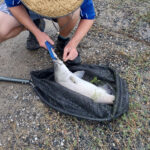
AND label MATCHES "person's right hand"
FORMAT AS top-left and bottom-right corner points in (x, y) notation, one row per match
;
(36, 31), (54, 49)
